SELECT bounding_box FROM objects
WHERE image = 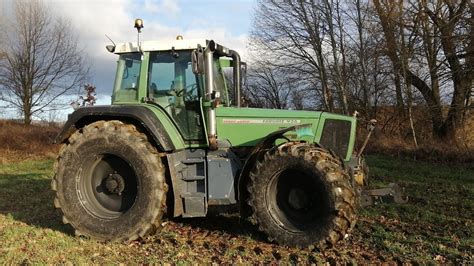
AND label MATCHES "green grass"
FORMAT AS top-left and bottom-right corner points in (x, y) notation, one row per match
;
(0, 155), (472, 263)
(358, 155), (473, 263)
